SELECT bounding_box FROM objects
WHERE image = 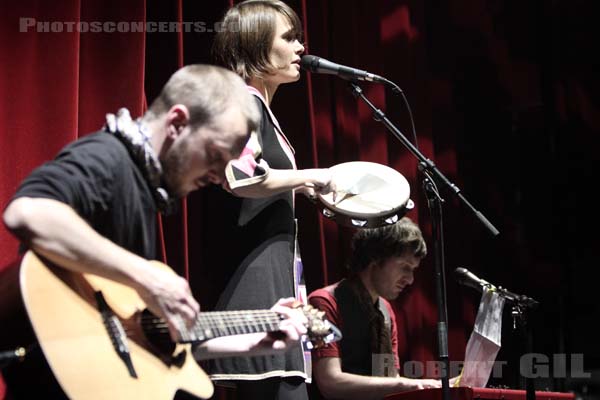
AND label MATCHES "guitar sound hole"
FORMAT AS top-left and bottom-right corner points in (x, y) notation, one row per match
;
(140, 309), (177, 363)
